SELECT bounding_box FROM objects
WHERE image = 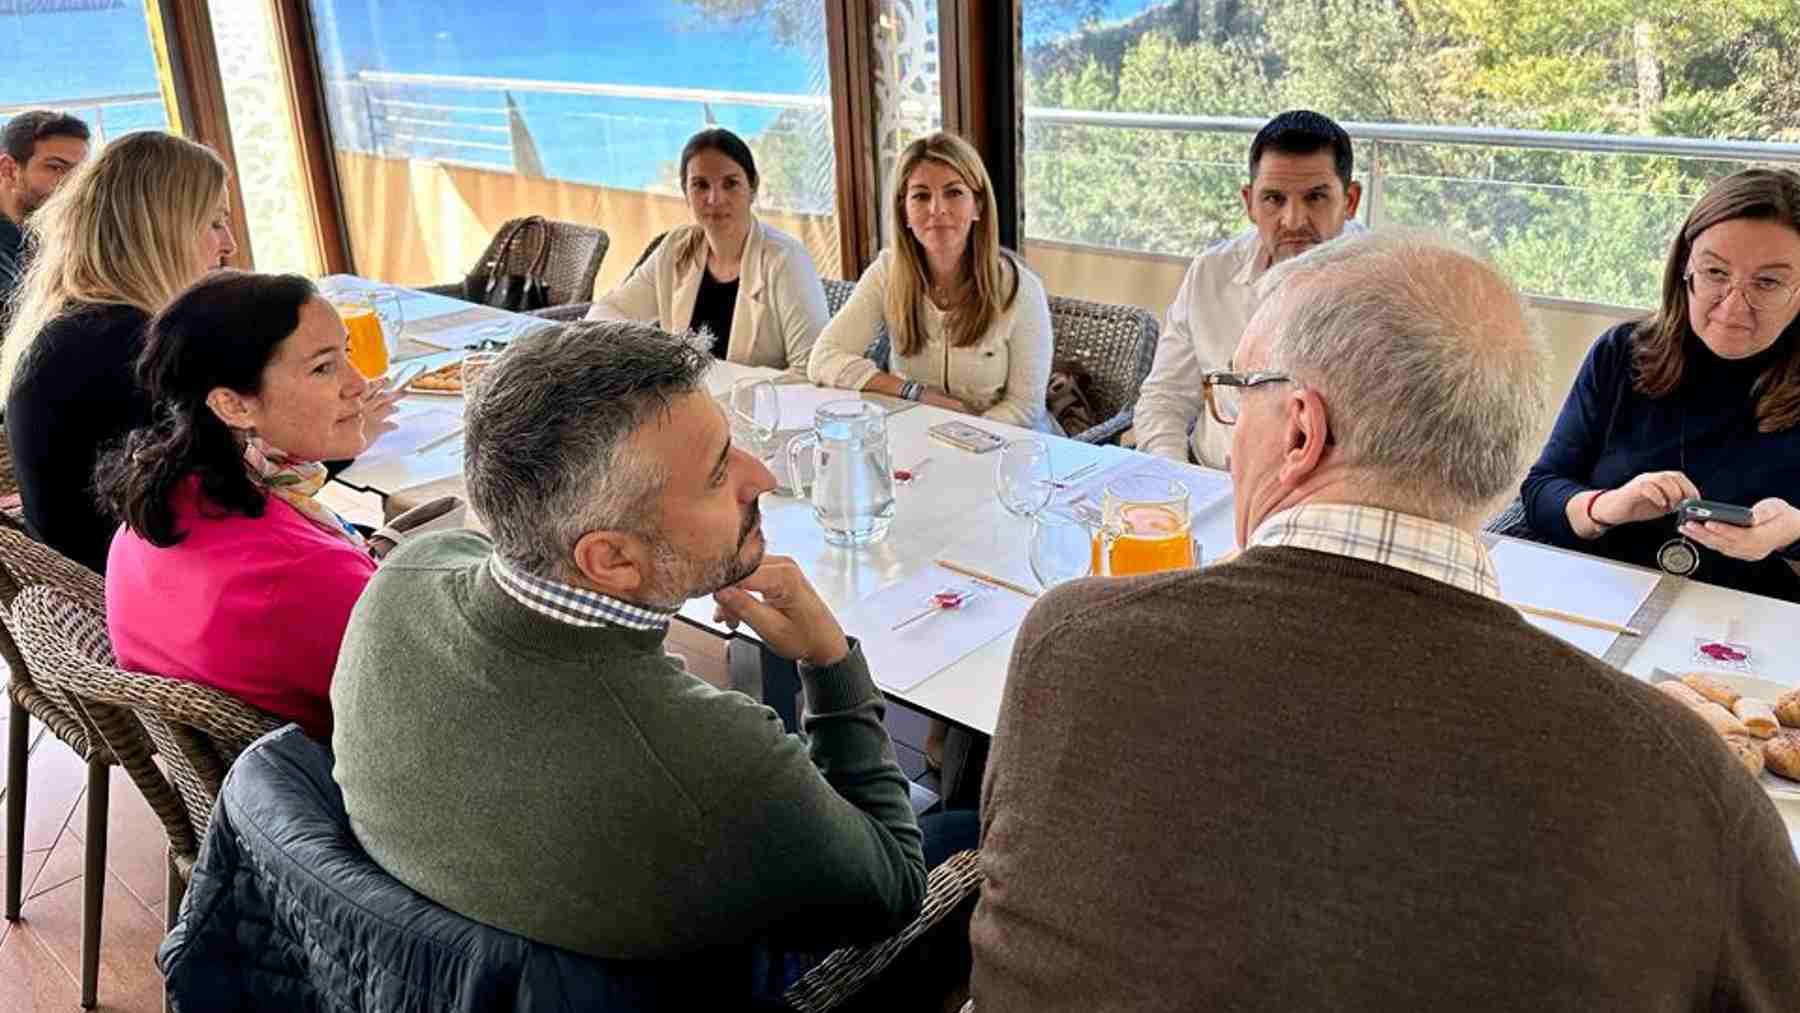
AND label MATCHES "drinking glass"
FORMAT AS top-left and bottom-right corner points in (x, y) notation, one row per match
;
(731, 377), (780, 447)
(995, 437), (1054, 518)
(1090, 475), (1196, 576)
(1030, 510), (1094, 590)
(334, 297), (390, 378)
(461, 350), (503, 405)
(370, 289), (406, 345)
